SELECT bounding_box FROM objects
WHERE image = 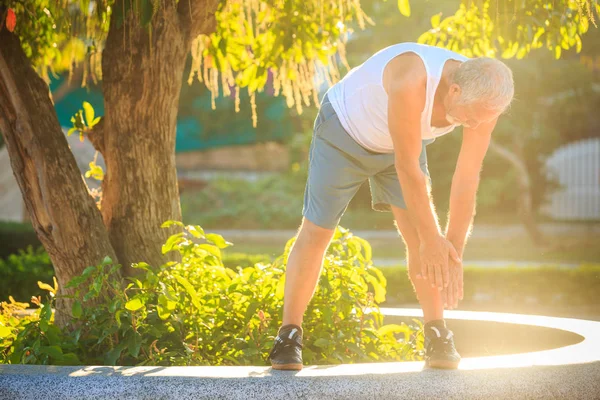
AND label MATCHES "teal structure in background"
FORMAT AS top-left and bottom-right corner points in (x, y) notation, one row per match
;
(49, 75), (293, 152)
